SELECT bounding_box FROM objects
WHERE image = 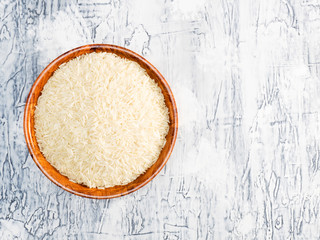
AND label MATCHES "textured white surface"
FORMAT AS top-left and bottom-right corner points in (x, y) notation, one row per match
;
(1, 0), (320, 239)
